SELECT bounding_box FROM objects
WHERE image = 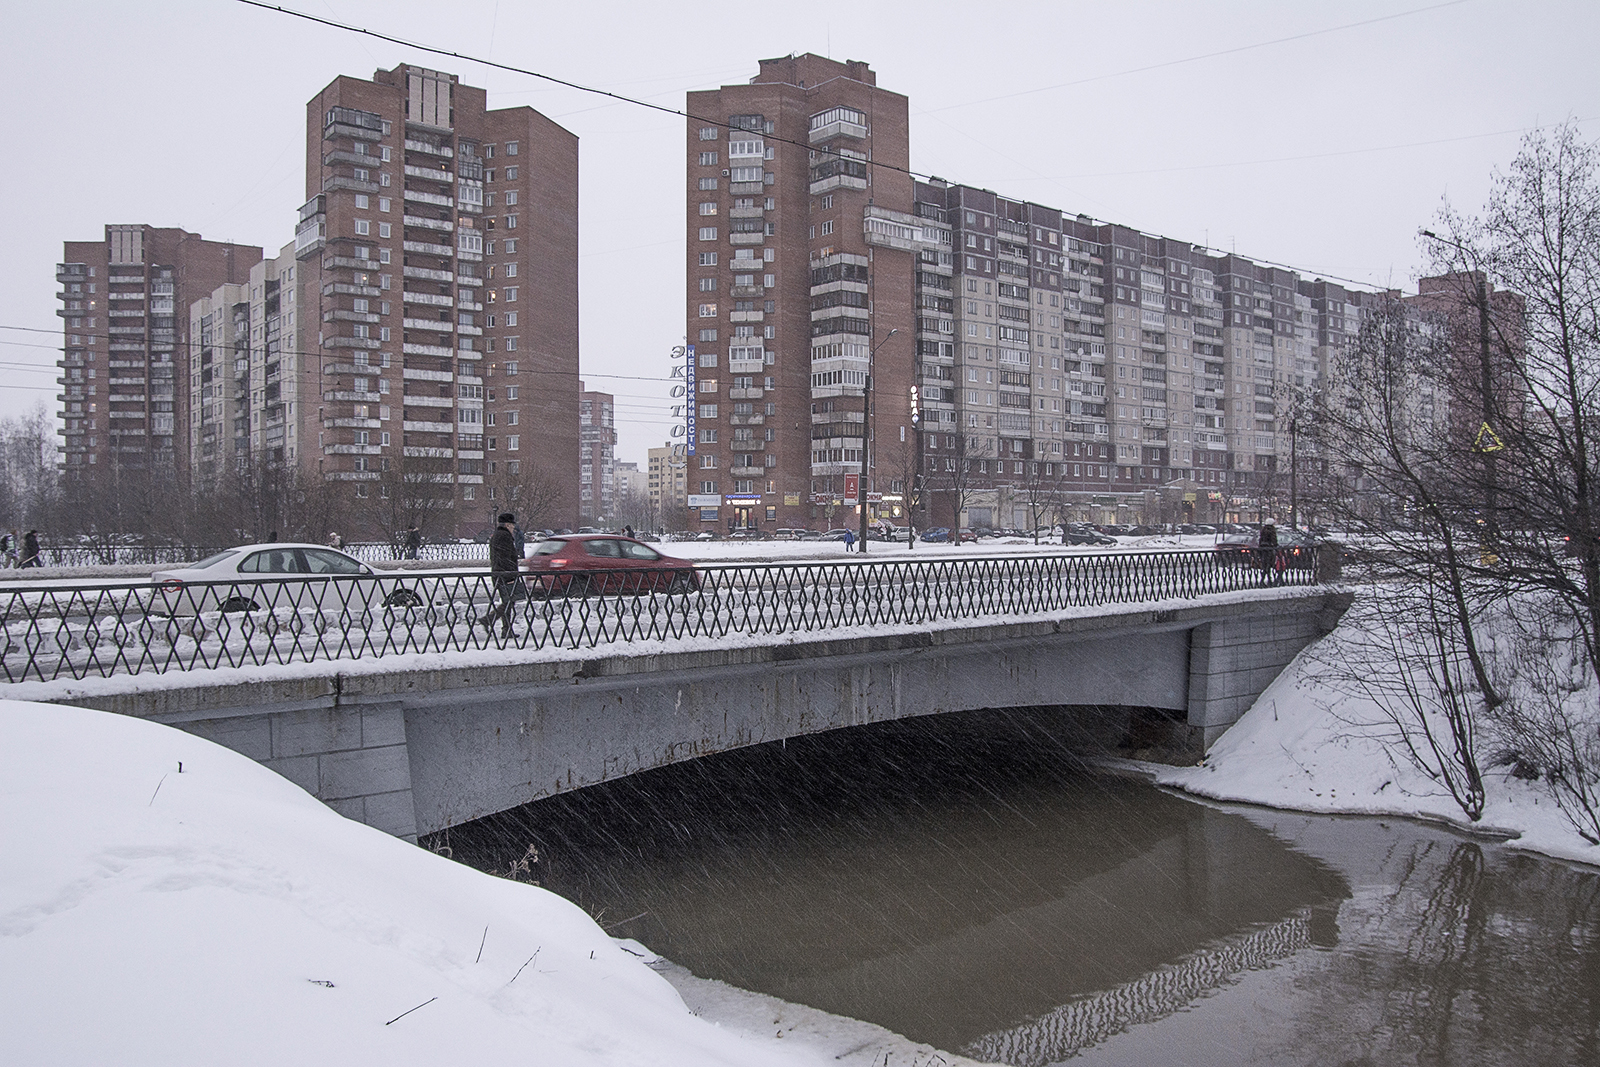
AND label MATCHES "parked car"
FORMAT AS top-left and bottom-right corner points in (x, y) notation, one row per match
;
(920, 527), (952, 543)
(521, 534), (700, 597)
(1062, 529), (1117, 546)
(823, 528), (855, 541)
(149, 543), (425, 615)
